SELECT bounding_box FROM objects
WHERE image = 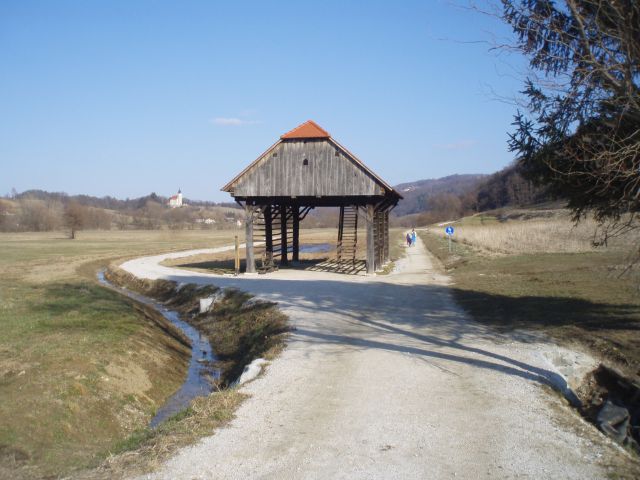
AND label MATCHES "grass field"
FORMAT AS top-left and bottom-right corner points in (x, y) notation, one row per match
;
(420, 212), (640, 374)
(0, 229), (240, 479)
